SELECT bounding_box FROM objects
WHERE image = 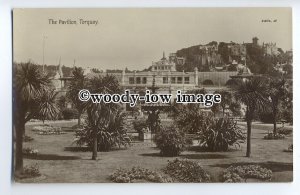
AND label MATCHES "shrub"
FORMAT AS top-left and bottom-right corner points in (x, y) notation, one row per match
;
(199, 117), (245, 151)
(132, 119), (148, 133)
(75, 109), (131, 151)
(221, 165), (272, 182)
(277, 127), (292, 135)
(23, 135), (34, 142)
(154, 126), (186, 156)
(263, 133), (285, 140)
(23, 164), (41, 178)
(61, 108), (78, 120)
(110, 167), (172, 183)
(175, 105), (212, 134)
(164, 158), (210, 182)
